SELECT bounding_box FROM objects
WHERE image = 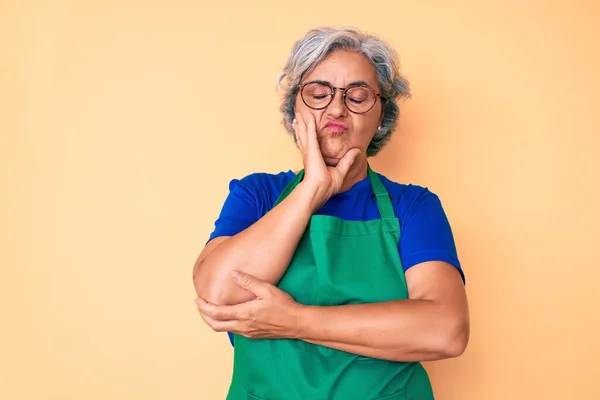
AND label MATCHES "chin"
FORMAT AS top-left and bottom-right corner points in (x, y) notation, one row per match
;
(320, 146), (346, 167)
(322, 157), (340, 167)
